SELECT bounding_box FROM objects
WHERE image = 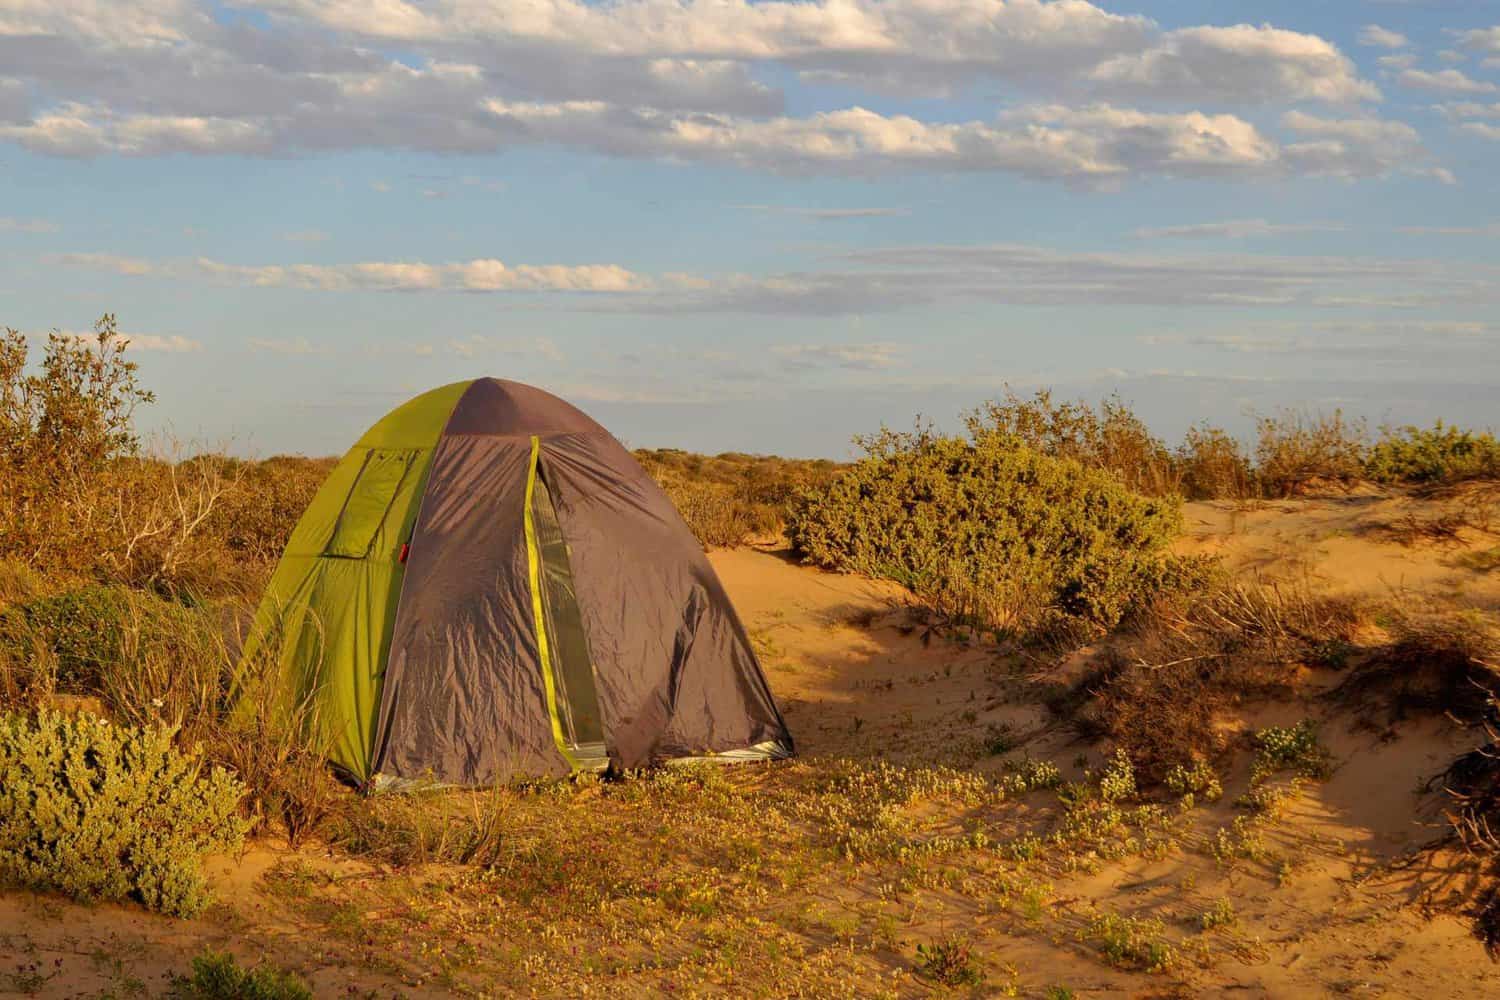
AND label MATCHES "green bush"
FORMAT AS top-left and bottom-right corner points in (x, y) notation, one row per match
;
(0, 710), (248, 916)
(636, 449), (841, 547)
(173, 949), (312, 1000)
(0, 584), (229, 729)
(1366, 421), (1500, 485)
(787, 427), (1183, 638)
(965, 389), (1180, 497)
(0, 585), (131, 690)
